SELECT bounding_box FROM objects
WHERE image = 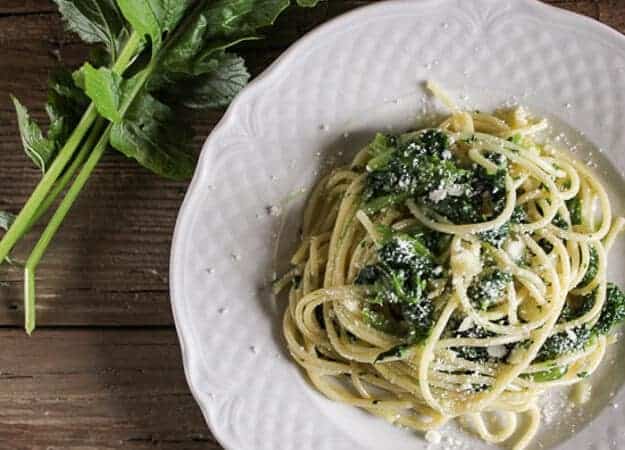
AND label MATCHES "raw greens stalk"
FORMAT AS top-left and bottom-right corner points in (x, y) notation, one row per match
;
(0, 0), (321, 333)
